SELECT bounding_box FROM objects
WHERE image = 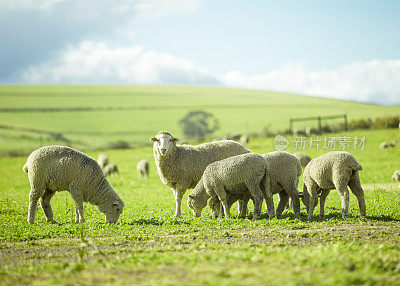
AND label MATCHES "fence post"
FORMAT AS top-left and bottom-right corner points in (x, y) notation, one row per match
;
(317, 117), (321, 133)
(289, 119), (293, 133)
(344, 114), (348, 131)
